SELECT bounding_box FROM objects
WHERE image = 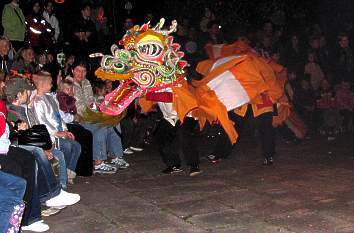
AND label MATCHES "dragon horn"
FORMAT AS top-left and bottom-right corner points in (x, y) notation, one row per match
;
(153, 18), (165, 30)
(89, 53), (104, 58)
(111, 44), (119, 55)
(169, 20), (178, 33)
(154, 20), (178, 36)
